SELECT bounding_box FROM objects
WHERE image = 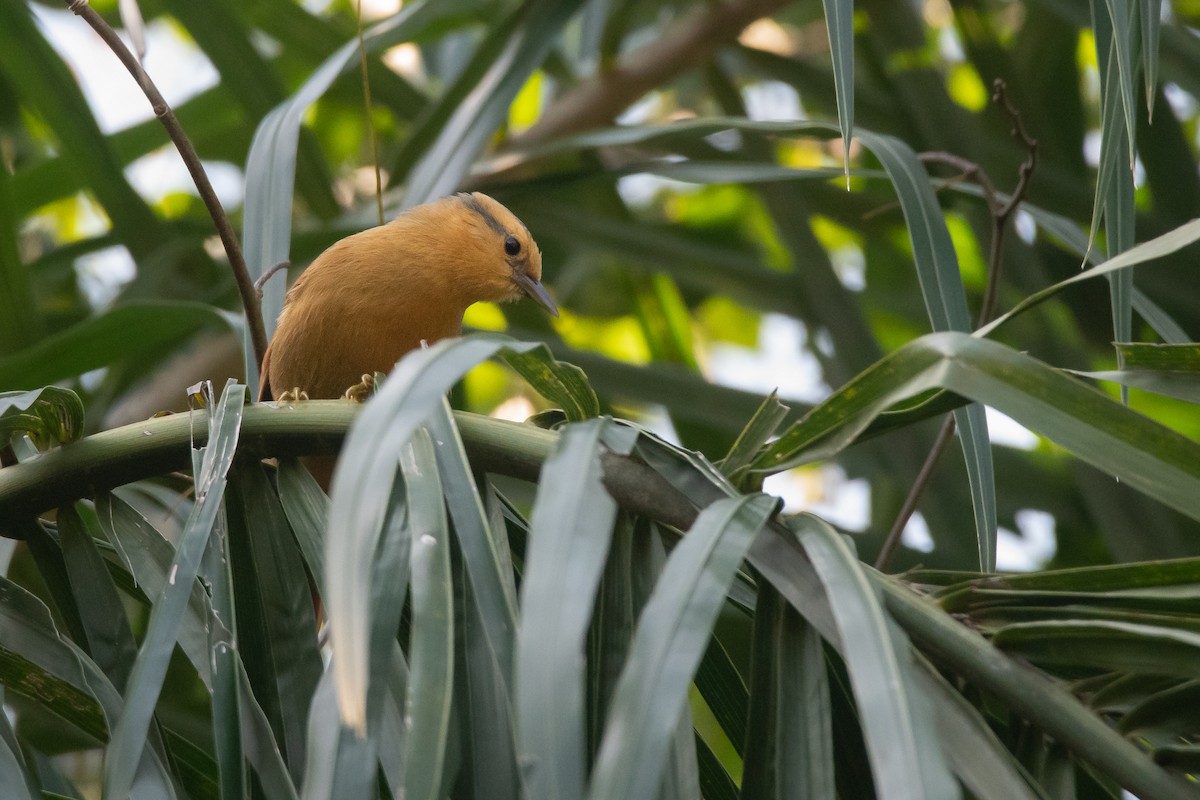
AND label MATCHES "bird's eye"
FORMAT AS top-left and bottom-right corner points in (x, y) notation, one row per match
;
(504, 236), (521, 256)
